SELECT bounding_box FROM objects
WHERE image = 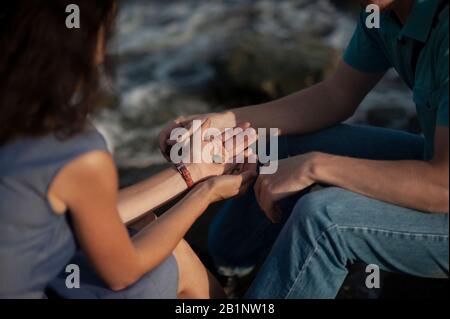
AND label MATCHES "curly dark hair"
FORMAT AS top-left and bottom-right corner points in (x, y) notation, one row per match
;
(0, 0), (116, 145)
